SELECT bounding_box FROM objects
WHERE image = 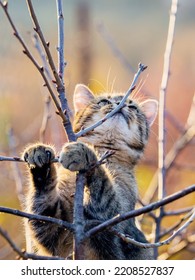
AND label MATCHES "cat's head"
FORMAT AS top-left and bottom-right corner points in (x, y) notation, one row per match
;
(73, 84), (158, 163)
